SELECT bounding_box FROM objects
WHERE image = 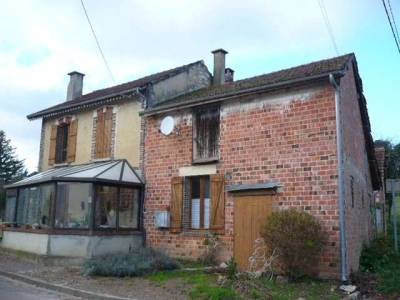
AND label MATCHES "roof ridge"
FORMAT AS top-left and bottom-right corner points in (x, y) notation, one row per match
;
(75, 59), (204, 100)
(28, 60), (204, 119)
(148, 53), (354, 112)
